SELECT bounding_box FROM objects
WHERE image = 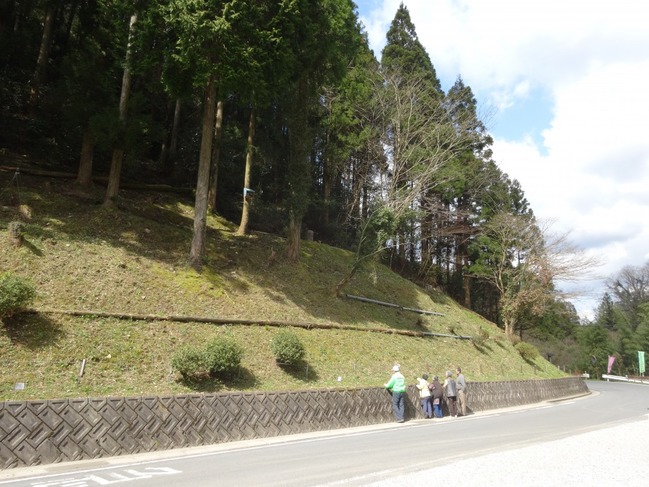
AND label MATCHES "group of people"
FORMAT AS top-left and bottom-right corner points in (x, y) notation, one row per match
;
(384, 365), (468, 422)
